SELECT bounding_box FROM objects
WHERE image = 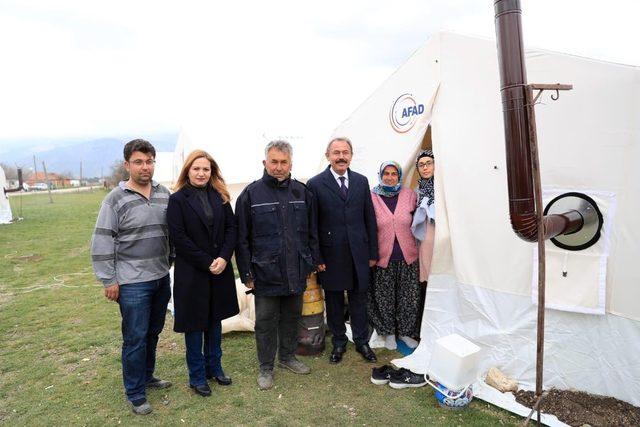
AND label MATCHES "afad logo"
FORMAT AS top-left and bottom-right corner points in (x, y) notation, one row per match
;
(389, 93), (424, 133)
